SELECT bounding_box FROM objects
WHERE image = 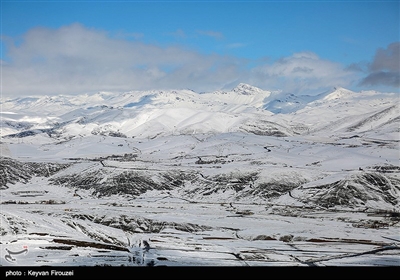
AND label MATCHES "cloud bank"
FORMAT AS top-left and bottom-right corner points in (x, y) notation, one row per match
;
(248, 52), (356, 94)
(0, 23), (375, 97)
